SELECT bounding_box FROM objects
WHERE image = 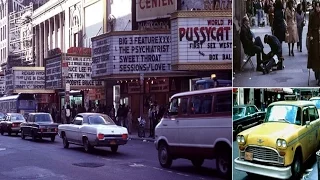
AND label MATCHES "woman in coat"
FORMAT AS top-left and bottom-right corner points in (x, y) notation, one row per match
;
(307, 1), (320, 85)
(285, 0), (299, 56)
(273, 0), (286, 45)
(296, 3), (305, 52)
